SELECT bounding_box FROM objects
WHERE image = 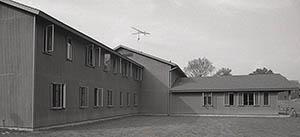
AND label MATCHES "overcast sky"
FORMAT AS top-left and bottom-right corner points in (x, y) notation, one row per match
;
(16, 0), (300, 80)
